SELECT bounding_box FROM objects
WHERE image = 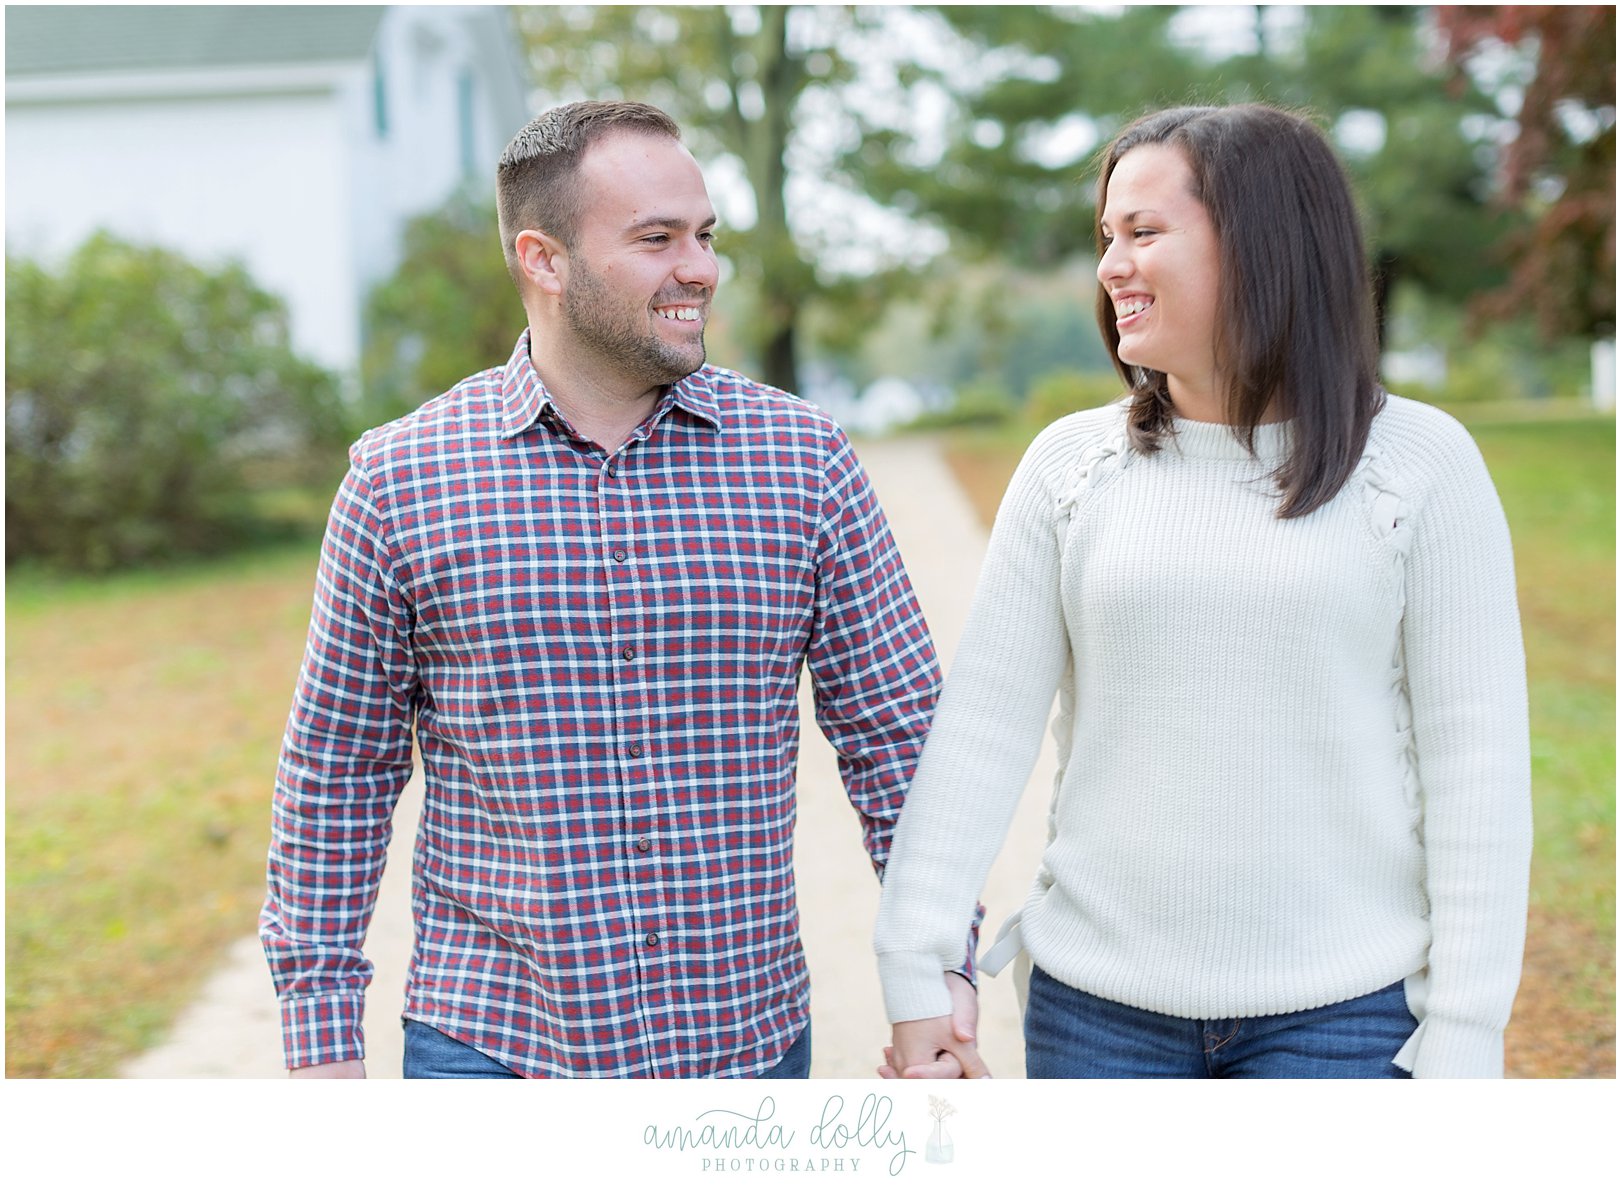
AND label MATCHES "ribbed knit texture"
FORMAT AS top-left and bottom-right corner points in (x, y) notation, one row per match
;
(874, 395), (1532, 1078)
